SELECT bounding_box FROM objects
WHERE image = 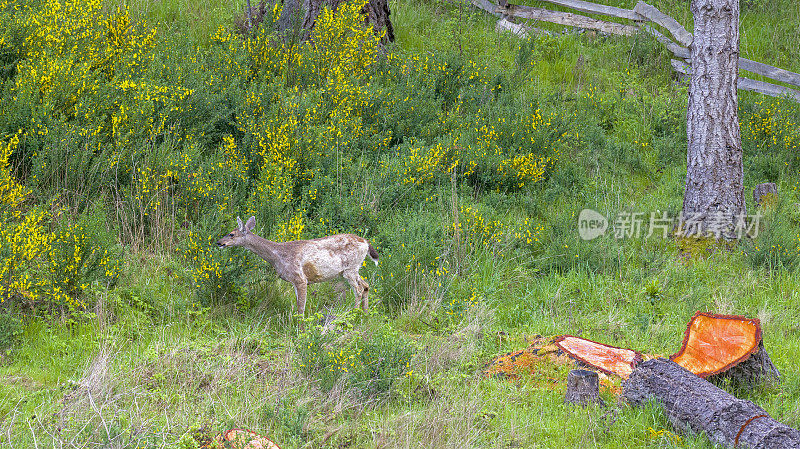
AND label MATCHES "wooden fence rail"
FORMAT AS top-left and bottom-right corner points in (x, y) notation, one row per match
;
(469, 0), (800, 102)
